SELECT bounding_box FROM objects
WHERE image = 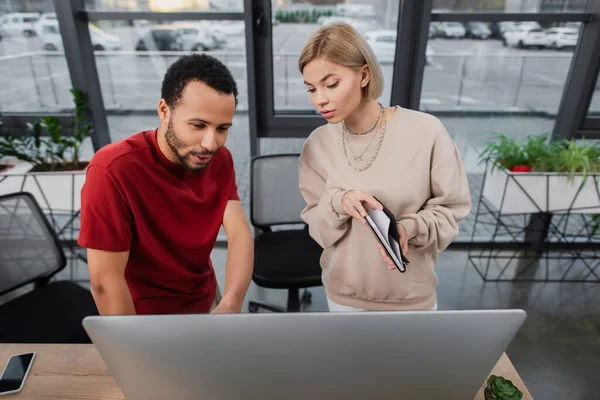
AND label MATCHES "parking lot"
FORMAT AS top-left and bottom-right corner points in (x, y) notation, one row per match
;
(1, 21), (597, 115)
